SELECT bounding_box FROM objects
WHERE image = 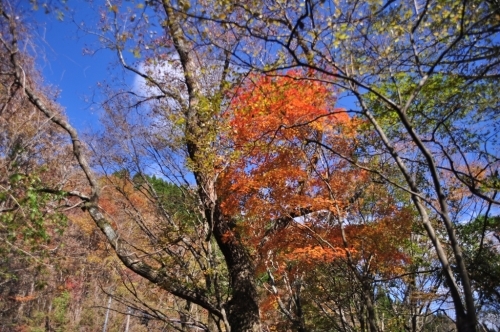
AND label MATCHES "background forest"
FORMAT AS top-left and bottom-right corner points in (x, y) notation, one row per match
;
(0, 0), (500, 331)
